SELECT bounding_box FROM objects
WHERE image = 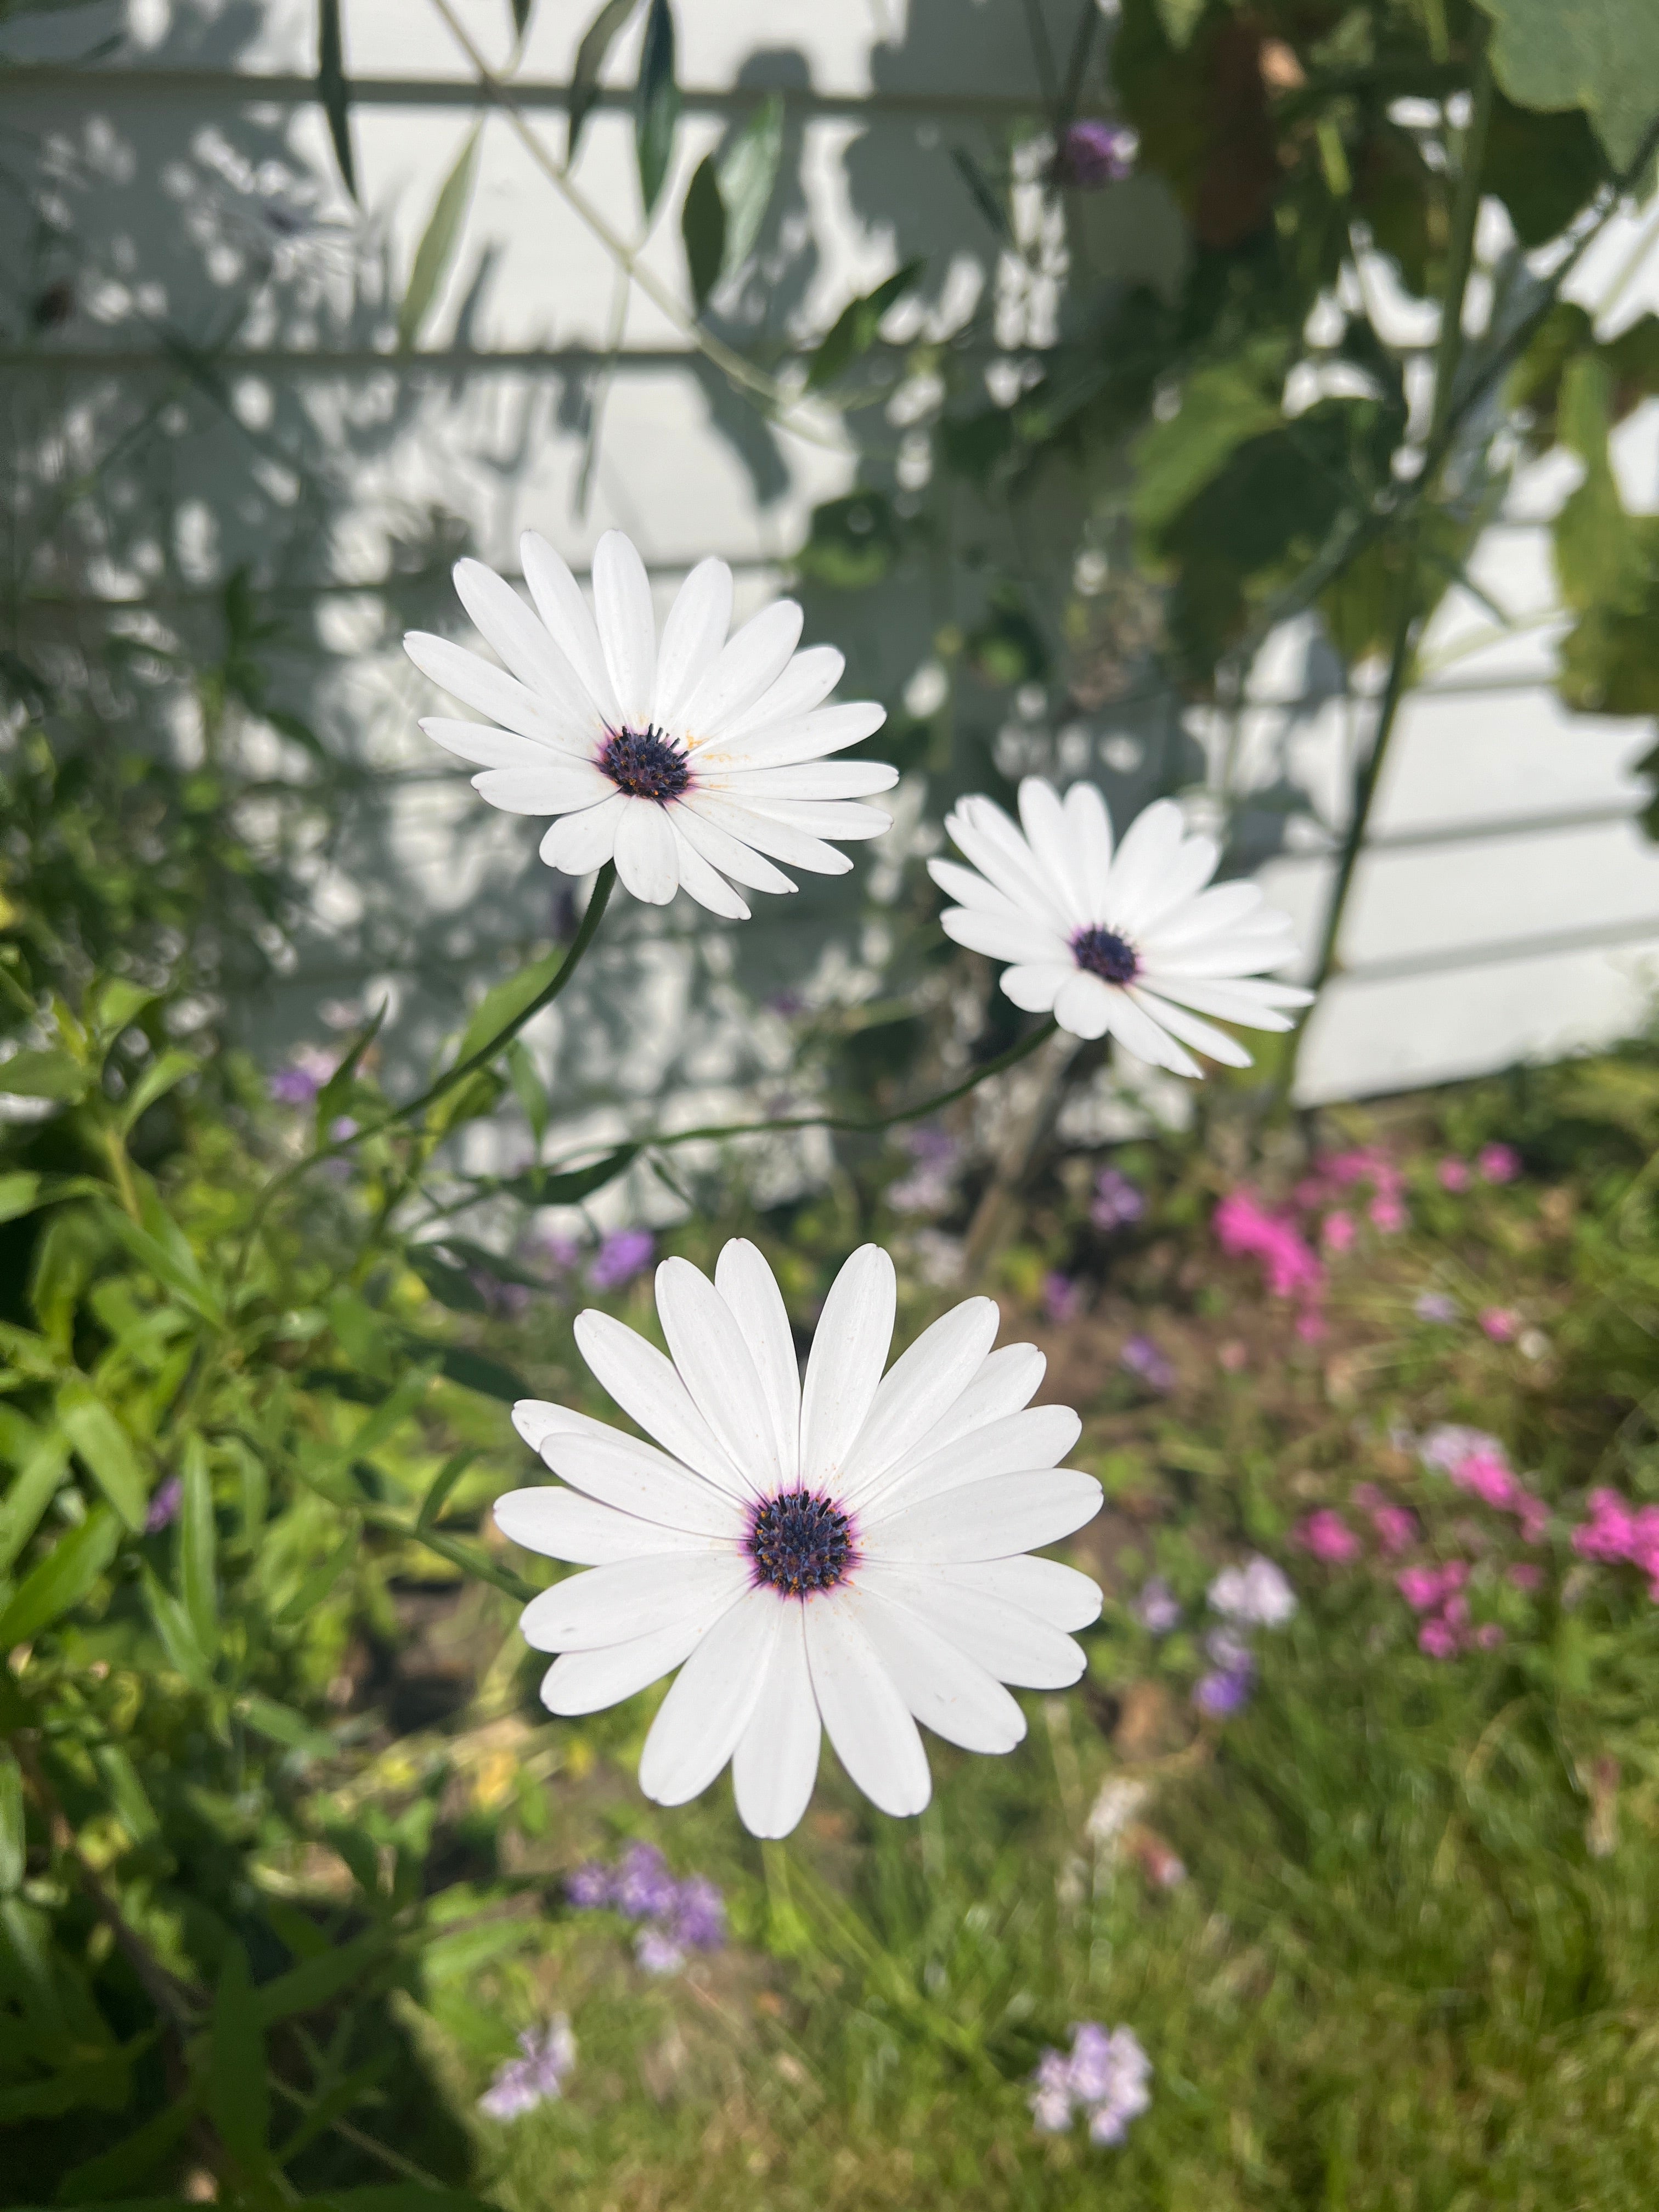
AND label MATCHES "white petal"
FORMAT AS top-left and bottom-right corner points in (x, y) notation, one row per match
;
(530, 1425), (746, 1538)
(941, 907), (1069, 967)
(927, 856), (1028, 920)
(1000, 963), (1072, 1013)
(863, 1405), (1082, 1517)
(798, 1244), (895, 1492)
(521, 531), (620, 725)
(471, 762), (612, 815)
(861, 1469), (1103, 1563)
(1148, 974), (1313, 1023)
(682, 793), (853, 877)
(717, 643), (844, 744)
(1130, 986), (1254, 1069)
(638, 1587), (781, 1806)
(1137, 881), (1263, 956)
(849, 1585), (1026, 1753)
(573, 1310), (759, 1502)
(654, 1256), (782, 1493)
(671, 800), (798, 895)
(683, 600), (804, 738)
(804, 1589), (932, 1817)
(591, 529), (658, 730)
(877, 1343), (1046, 1489)
(612, 797), (680, 904)
(945, 795), (1071, 932)
(420, 717), (573, 772)
(714, 1239), (802, 1487)
(733, 797), (890, 842)
(494, 1483), (736, 1564)
(518, 1552), (749, 1651)
(1101, 988), (1201, 1077)
(699, 701), (888, 772)
(539, 793), (625, 874)
(732, 1603), (821, 1838)
(1143, 928), (1300, 980)
(841, 1297), (1001, 1502)
(654, 557), (732, 731)
(1102, 799), (1187, 931)
(1017, 778), (1087, 927)
(946, 1555), (1103, 1634)
(404, 632), (573, 751)
(716, 759), (899, 799)
(667, 822), (751, 919)
(1064, 780), (1115, 906)
(540, 1583), (745, 1714)
(857, 1563), (1088, 1688)
(1127, 829), (1219, 933)
(1052, 970), (1117, 1042)
(450, 559), (600, 737)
